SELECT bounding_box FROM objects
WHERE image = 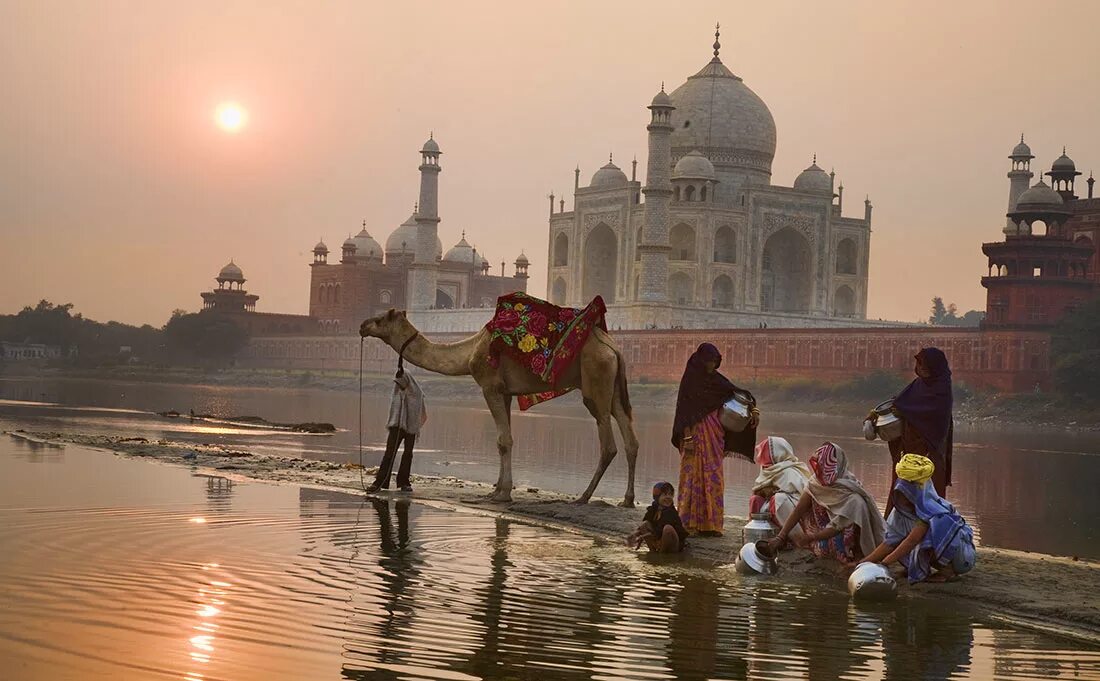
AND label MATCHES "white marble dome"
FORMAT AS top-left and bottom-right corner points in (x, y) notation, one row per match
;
(422, 136), (439, 153)
(1015, 179), (1064, 208)
(386, 212), (443, 259)
(793, 162), (831, 194)
(650, 88), (673, 108)
(1011, 137), (1032, 157)
(668, 58), (776, 172)
(673, 150), (716, 180)
(444, 234), (477, 264)
(591, 160), (629, 187)
(313, 240), (328, 254)
(349, 228), (383, 260)
(218, 261), (244, 281)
